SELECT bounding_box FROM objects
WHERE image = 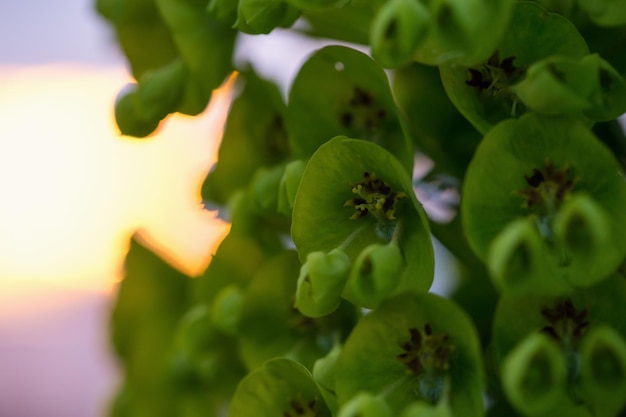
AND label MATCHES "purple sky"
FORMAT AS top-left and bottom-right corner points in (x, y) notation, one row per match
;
(0, 0), (122, 66)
